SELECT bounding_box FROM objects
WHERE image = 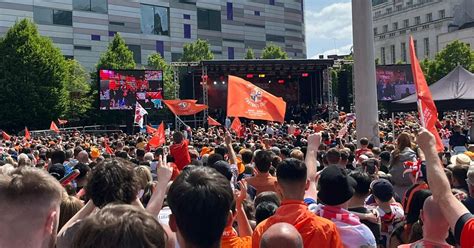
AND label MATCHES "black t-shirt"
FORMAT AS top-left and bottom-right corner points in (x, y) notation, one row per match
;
(463, 196), (474, 214)
(449, 132), (468, 147)
(349, 206), (381, 243)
